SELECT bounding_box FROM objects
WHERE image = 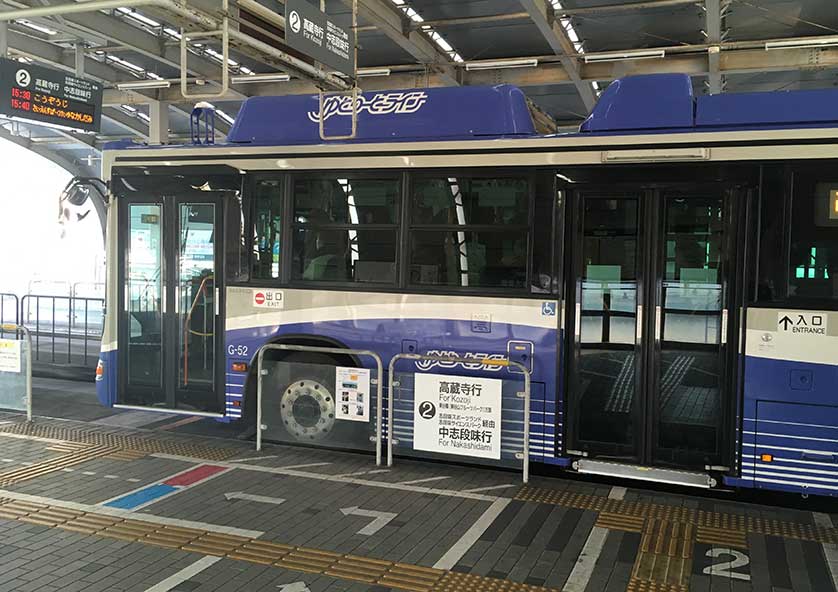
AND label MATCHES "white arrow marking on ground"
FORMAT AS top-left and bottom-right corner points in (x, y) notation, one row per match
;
(340, 506), (397, 536)
(276, 583), (311, 592)
(224, 492), (286, 505)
